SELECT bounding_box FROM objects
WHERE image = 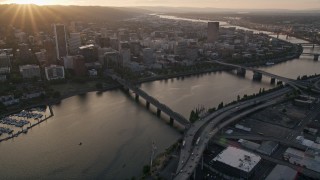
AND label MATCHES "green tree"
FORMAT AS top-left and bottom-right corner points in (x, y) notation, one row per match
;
(0, 102), (7, 113)
(218, 102), (224, 110)
(96, 82), (103, 89)
(52, 91), (61, 99)
(142, 165), (150, 175)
